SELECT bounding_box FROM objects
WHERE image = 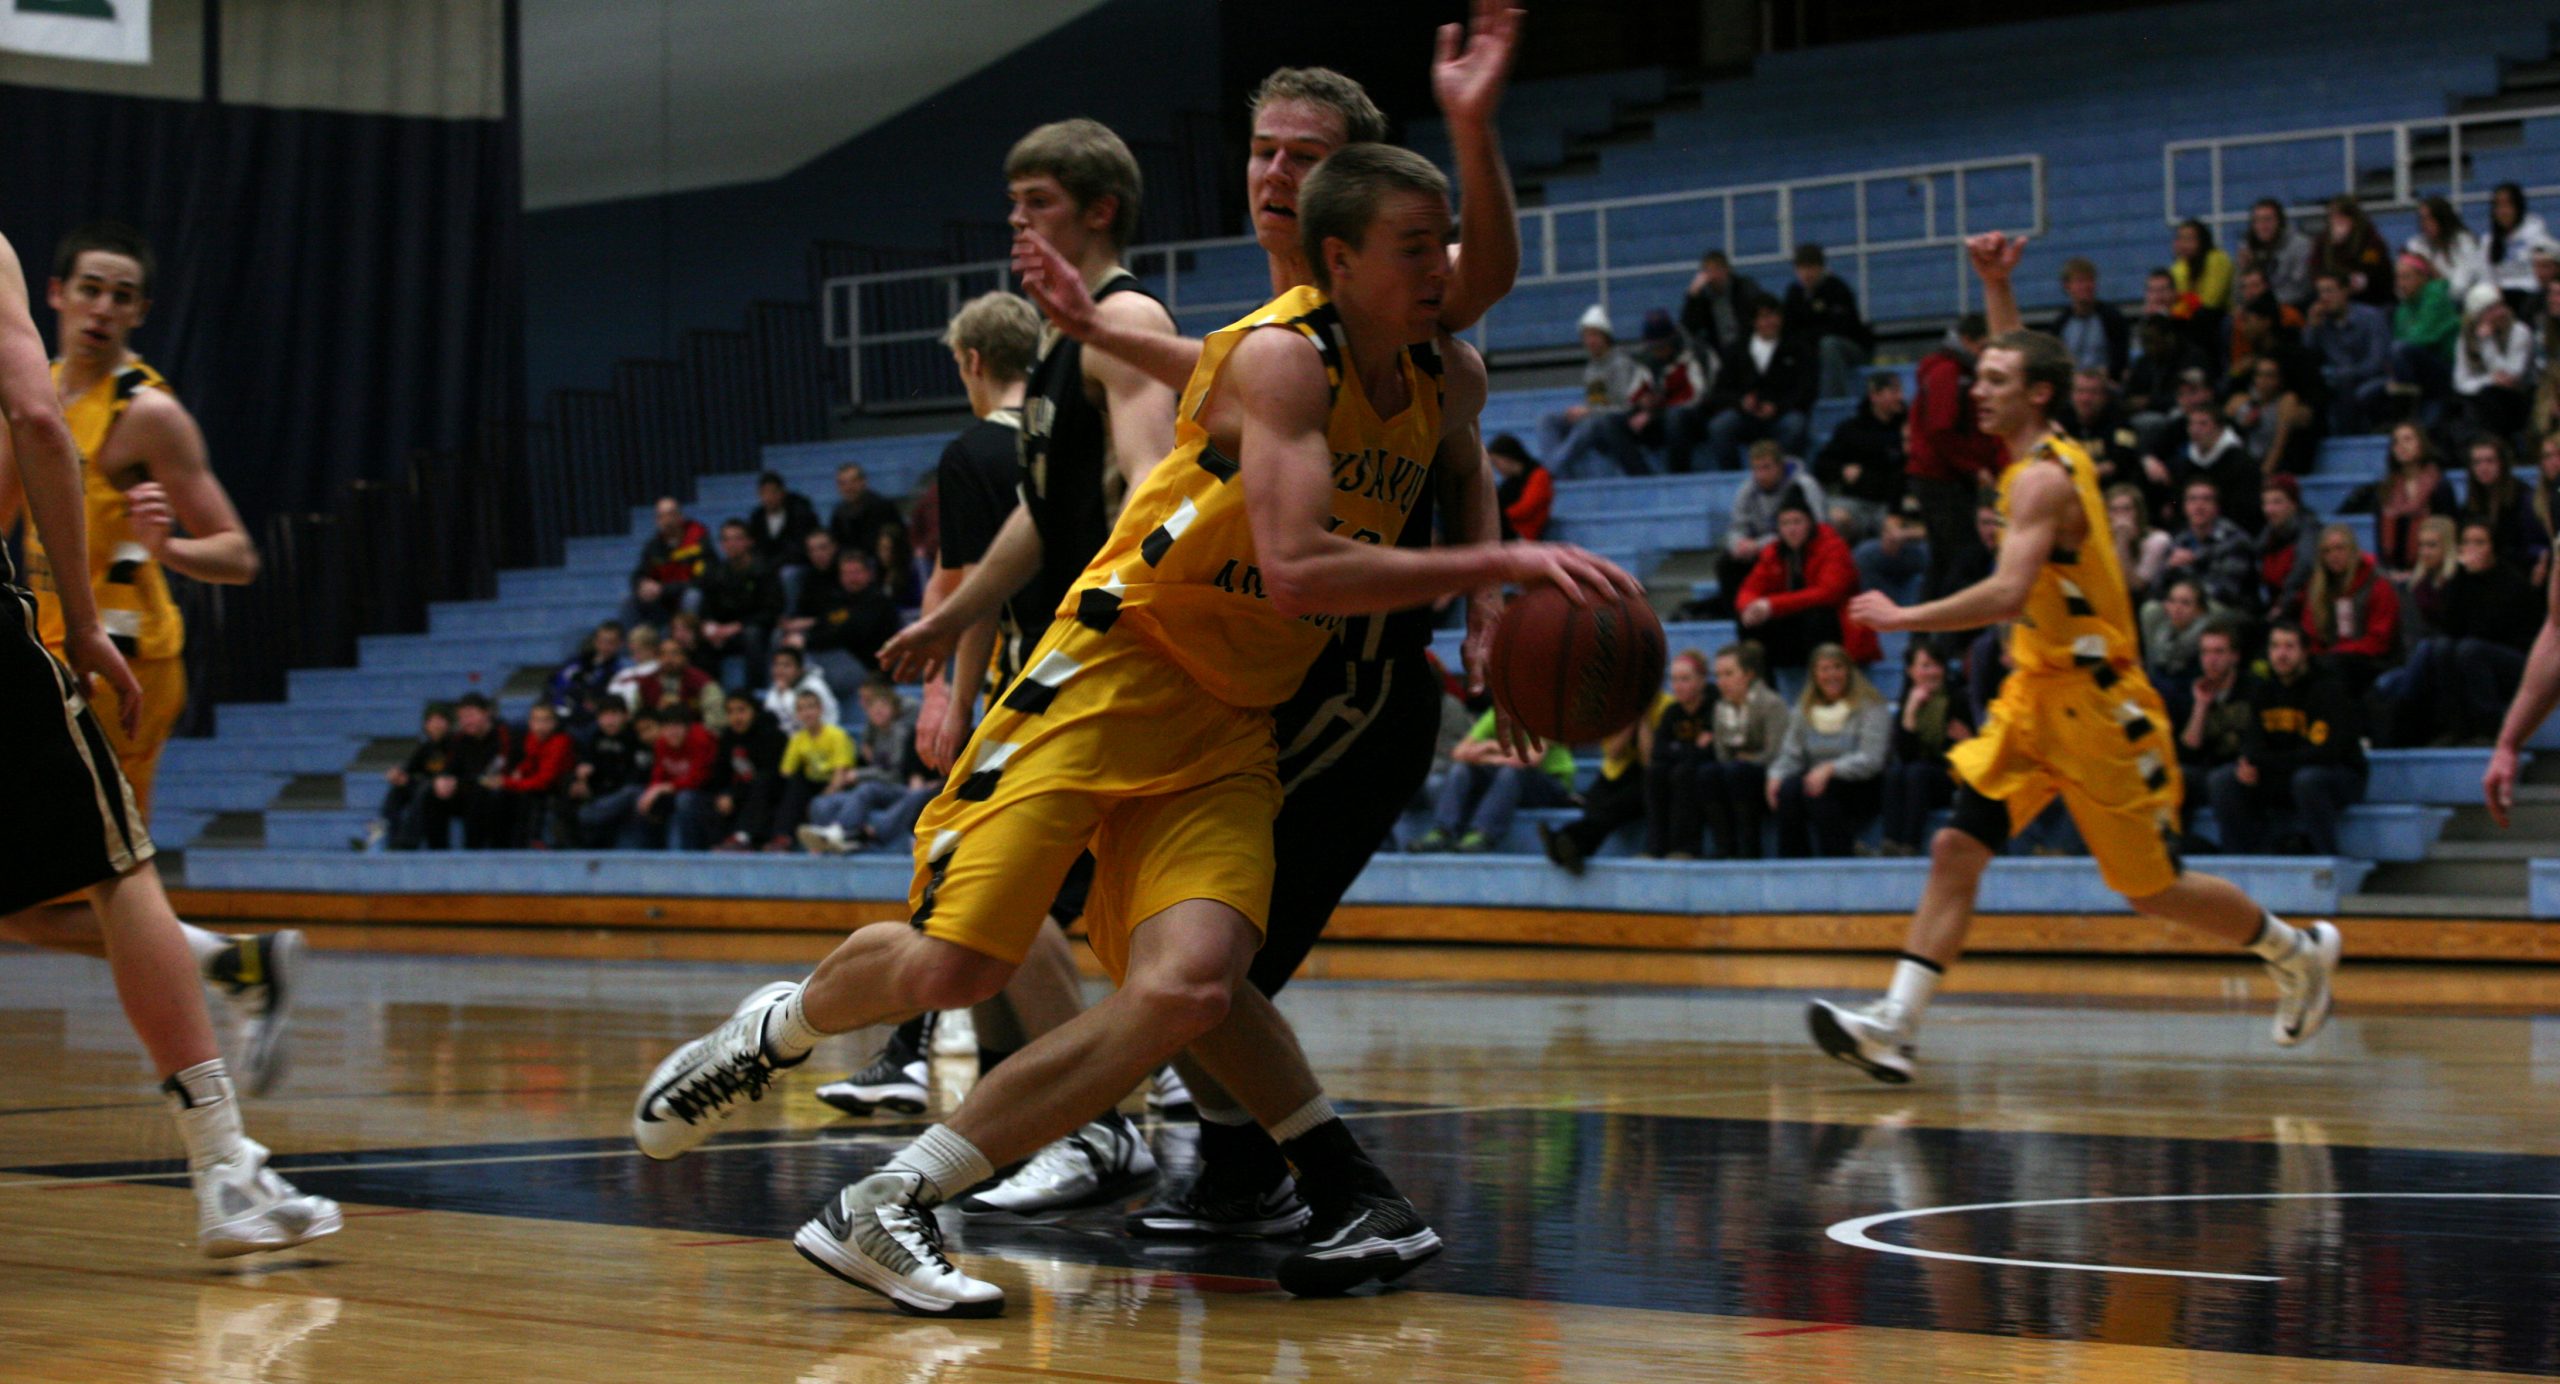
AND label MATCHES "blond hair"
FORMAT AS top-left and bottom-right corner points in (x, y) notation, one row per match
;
(1004, 119), (1142, 250)
(1250, 67), (1387, 146)
(942, 292), (1042, 382)
(1298, 143), (1449, 292)
(1797, 643), (1887, 713)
